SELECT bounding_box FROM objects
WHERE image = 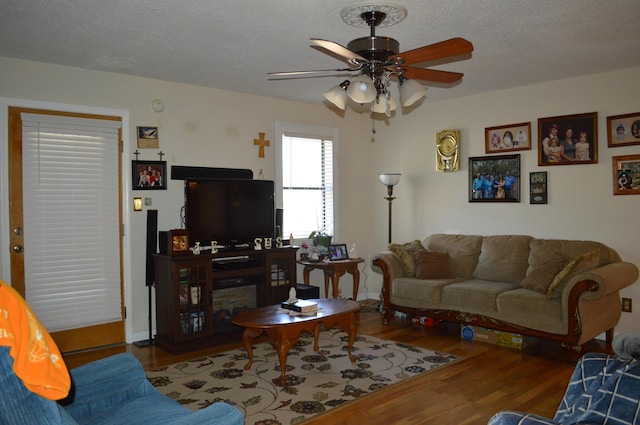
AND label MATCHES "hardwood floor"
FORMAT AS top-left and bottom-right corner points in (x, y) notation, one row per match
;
(63, 301), (609, 425)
